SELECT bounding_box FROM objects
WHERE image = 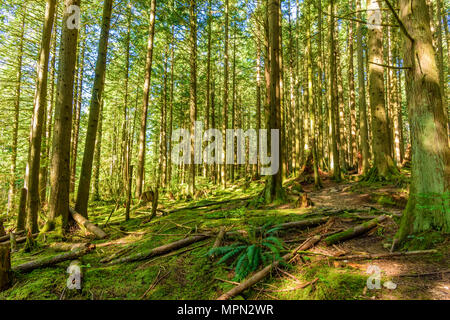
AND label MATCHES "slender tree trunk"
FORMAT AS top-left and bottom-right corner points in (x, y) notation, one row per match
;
(25, 0), (57, 233)
(307, 0), (321, 188)
(222, 0), (229, 188)
(39, 8), (58, 207)
(70, 29), (86, 198)
(188, 0), (197, 195)
(328, 0), (341, 180)
(136, 0), (157, 199)
(75, 0), (114, 218)
(264, 0), (283, 202)
(92, 102), (103, 201)
(348, 0), (357, 169)
(47, 0), (81, 231)
(10, 8), (27, 219)
(356, 0), (370, 175)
